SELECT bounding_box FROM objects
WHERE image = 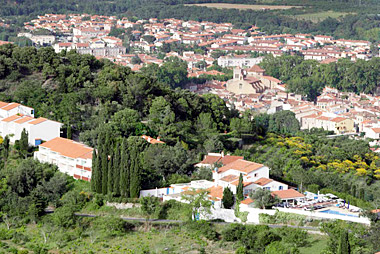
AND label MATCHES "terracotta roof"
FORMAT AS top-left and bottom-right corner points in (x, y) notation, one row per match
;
(230, 180), (254, 187)
(0, 101), (9, 108)
(1, 103), (20, 111)
(28, 117), (47, 125)
(218, 159), (264, 174)
(141, 135), (165, 144)
(241, 197), (254, 205)
(200, 155), (221, 165)
(219, 174), (239, 183)
(330, 117), (347, 123)
(220, 155), (244, 165)
(247, 65), (265, 73)
(254, 177), (273, 186)
(39, 137), (93, 159)
(372, 128), (380, 134)
(14, 116), (34, 124)
(206, 186), (223, 200)
(272, 189), (304, 199)
(1, 114), (24, 122)
(244, 77), (261, 84)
